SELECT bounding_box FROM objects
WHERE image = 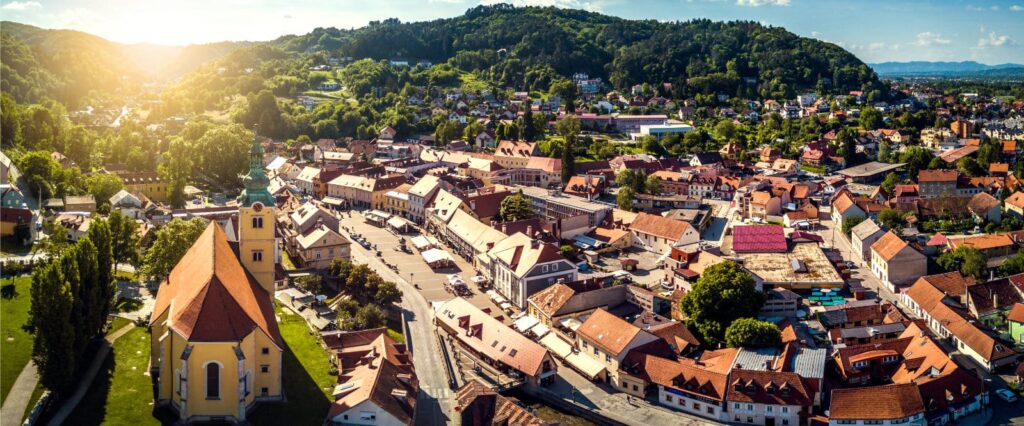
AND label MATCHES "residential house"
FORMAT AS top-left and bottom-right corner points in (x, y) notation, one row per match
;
(724, 370), (812, 426)
(646, 350), (734, 422)
(1004, 191), (1024, 219)
(295, 166), (320, 195)
(870, 231), (927, 291)
(830, 192), (867, 231)
(628, 213), (700, 254)
(454, 380), (545, 426)
(322, 328), (417, 425)
(494, 141), (539, 169)
(109, 189), (146, 219)
(849, 219), (884, 264)
(828, 384), (926, 426)
(63, 195), (96, 212)
(575, 309), (658, 387)
(917, 170), (959, 199)
(407, 175), (441, 224)
(291, 224), (350, 270)
(486, 232), (577, 308)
